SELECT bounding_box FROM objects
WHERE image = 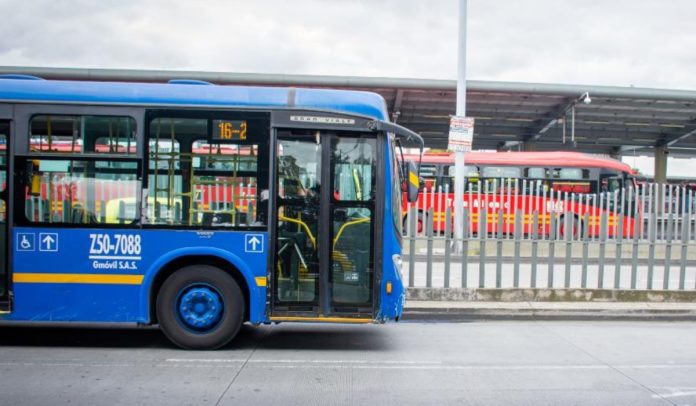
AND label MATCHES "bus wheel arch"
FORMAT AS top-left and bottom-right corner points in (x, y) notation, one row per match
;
(559, 214), (582, 238)
(149, 255), (250, 328)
